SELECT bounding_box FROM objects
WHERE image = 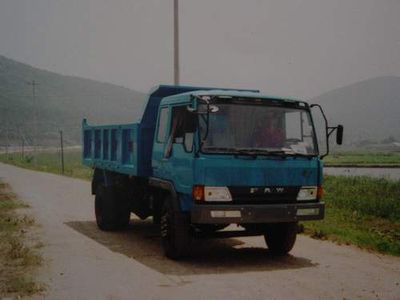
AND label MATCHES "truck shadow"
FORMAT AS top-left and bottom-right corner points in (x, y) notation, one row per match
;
(66, 219), (317, 276)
